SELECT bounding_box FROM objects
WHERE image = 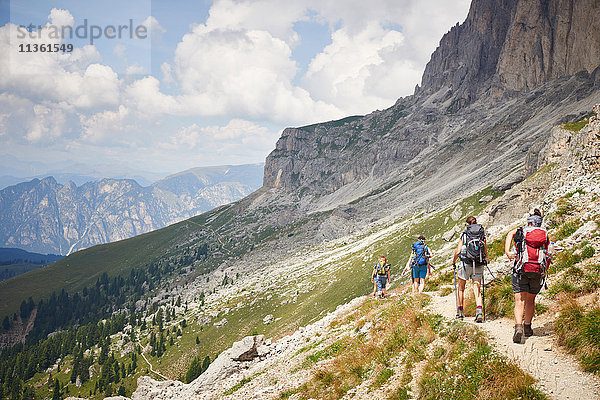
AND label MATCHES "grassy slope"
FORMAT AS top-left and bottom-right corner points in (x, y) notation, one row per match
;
(5, 180), (502, 399)
(154, 186), (502, 379)
(0, 213), (197, 318)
